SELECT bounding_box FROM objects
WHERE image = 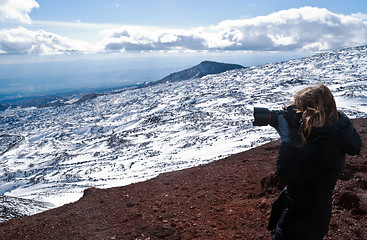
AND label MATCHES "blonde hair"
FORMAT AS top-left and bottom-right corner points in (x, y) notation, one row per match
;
(294, 84), (338, 144)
